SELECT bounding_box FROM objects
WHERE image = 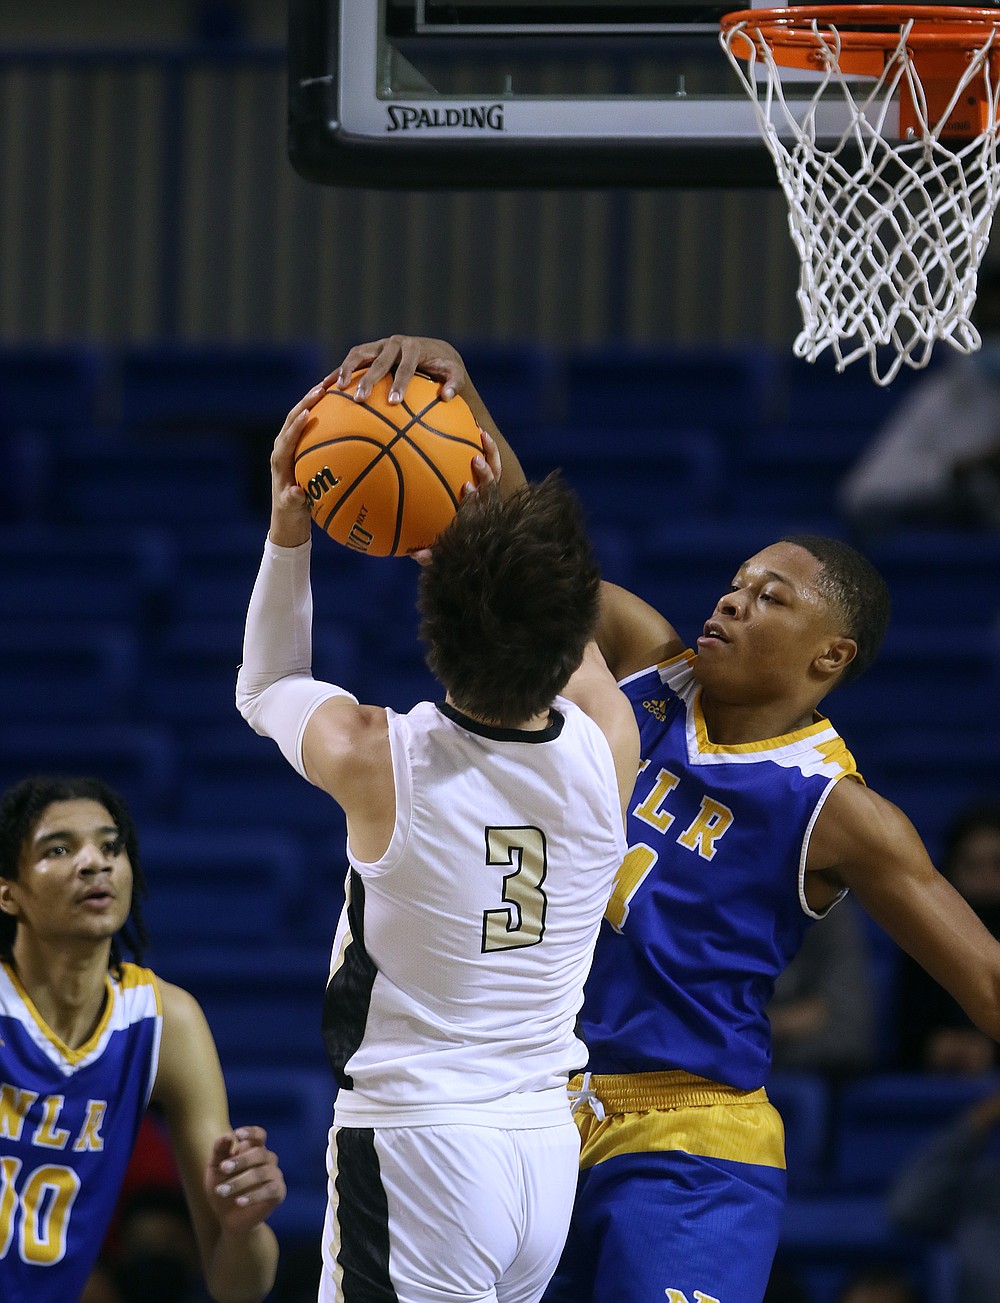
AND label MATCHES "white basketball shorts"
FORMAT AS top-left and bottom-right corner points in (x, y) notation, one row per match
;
(318, 1119), (581, 1303)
